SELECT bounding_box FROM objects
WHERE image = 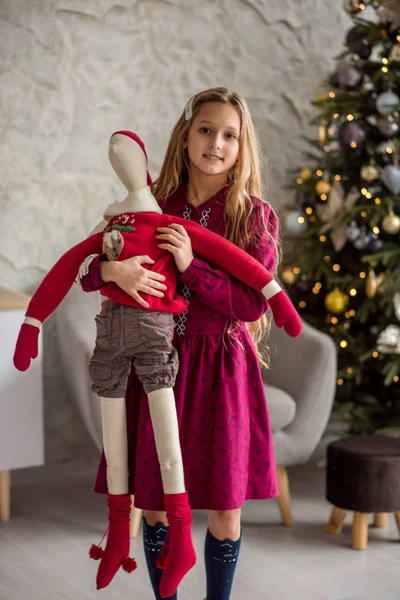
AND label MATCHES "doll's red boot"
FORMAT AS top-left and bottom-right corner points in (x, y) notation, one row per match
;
(92, 493), (136, 589)
(157, 491), (196, 598)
